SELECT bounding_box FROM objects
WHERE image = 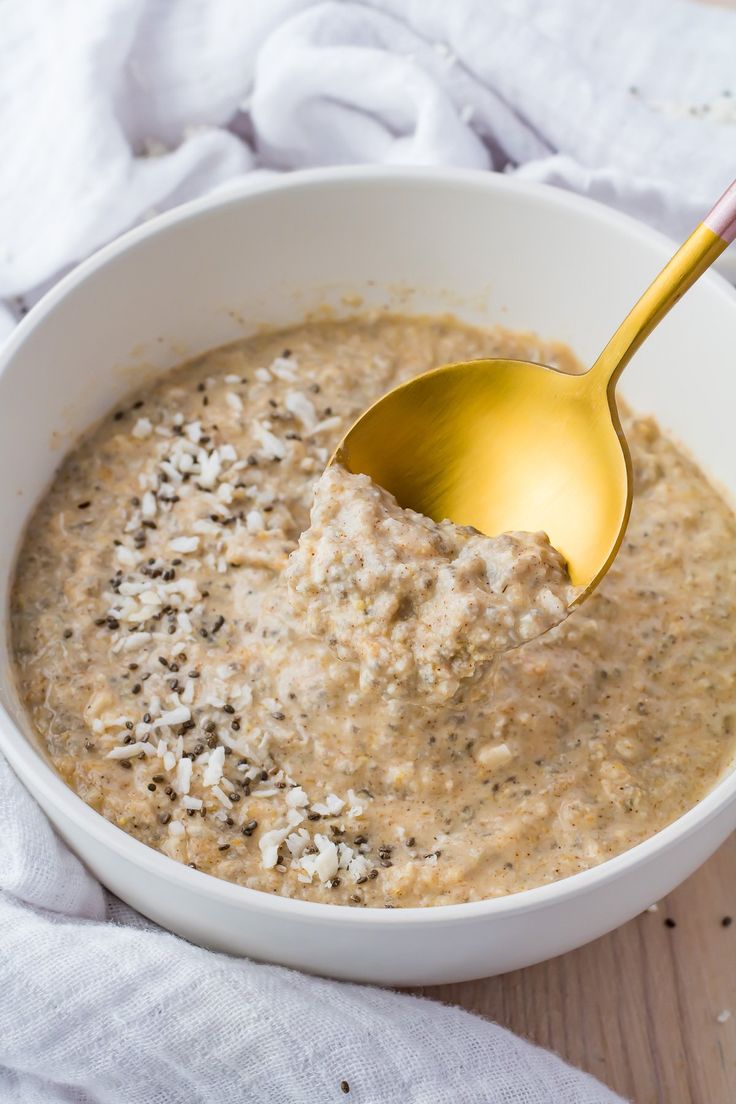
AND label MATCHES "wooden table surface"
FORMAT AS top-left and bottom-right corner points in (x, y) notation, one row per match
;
(417, 835), (736, 1102)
